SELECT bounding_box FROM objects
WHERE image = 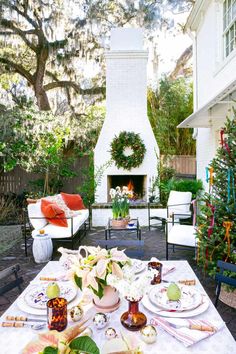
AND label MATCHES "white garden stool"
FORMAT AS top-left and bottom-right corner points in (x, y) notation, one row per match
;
(32, 230), (53, 264)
